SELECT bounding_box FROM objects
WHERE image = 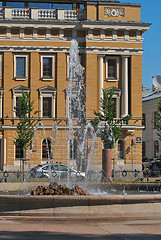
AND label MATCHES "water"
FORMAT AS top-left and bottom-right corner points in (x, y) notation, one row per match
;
(25, 39), (101, 185)
(18, 39), (161, 196)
